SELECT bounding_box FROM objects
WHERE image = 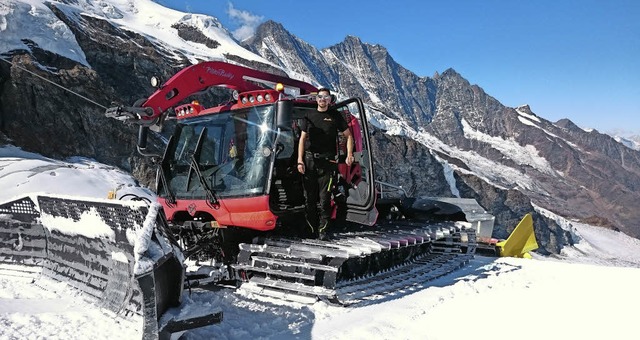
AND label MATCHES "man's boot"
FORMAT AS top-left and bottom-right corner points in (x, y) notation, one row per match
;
(318, 221), (329, 241)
